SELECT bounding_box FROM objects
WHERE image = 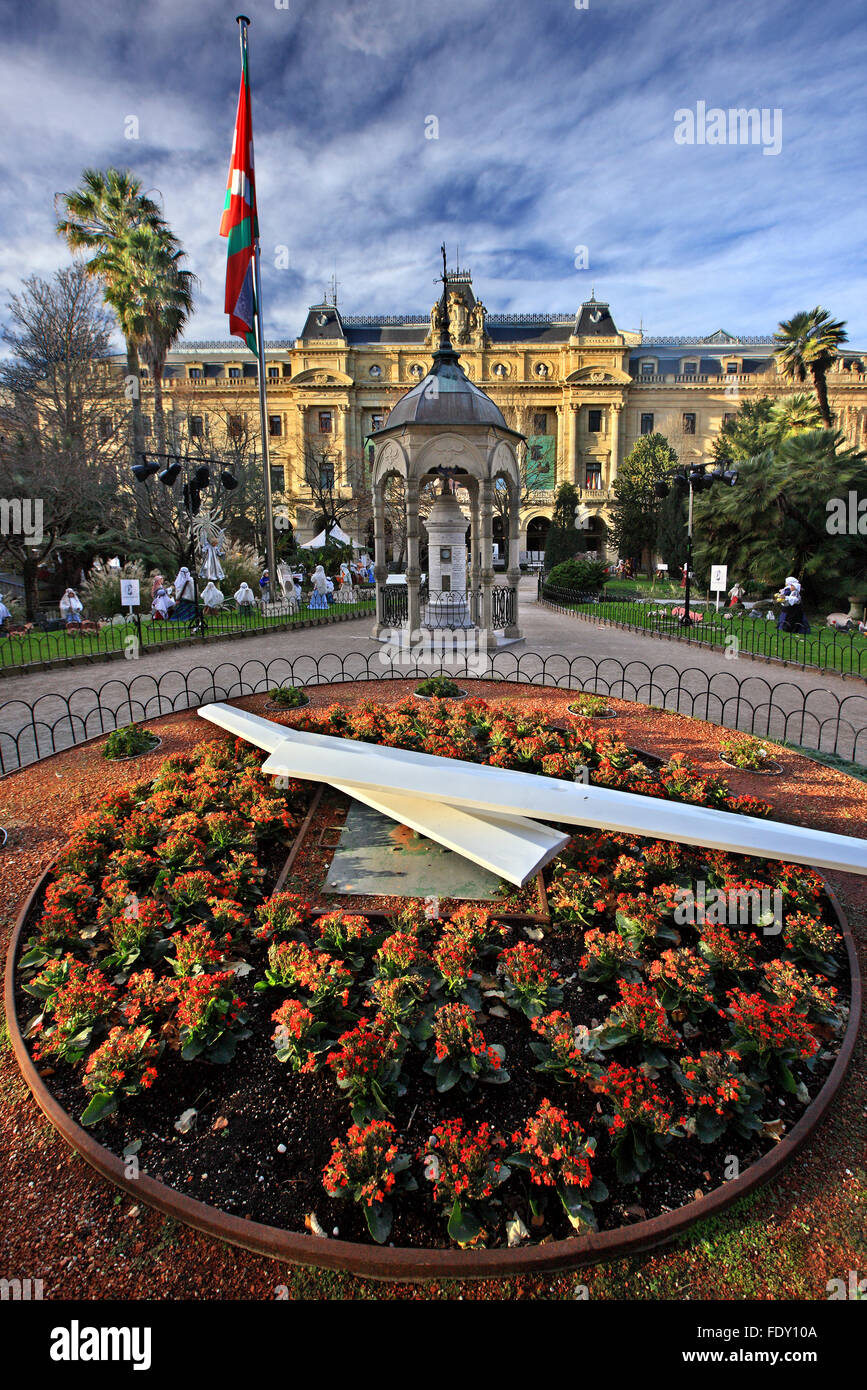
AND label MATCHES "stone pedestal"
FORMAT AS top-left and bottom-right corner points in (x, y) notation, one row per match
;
(423, 490), (475, 629)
